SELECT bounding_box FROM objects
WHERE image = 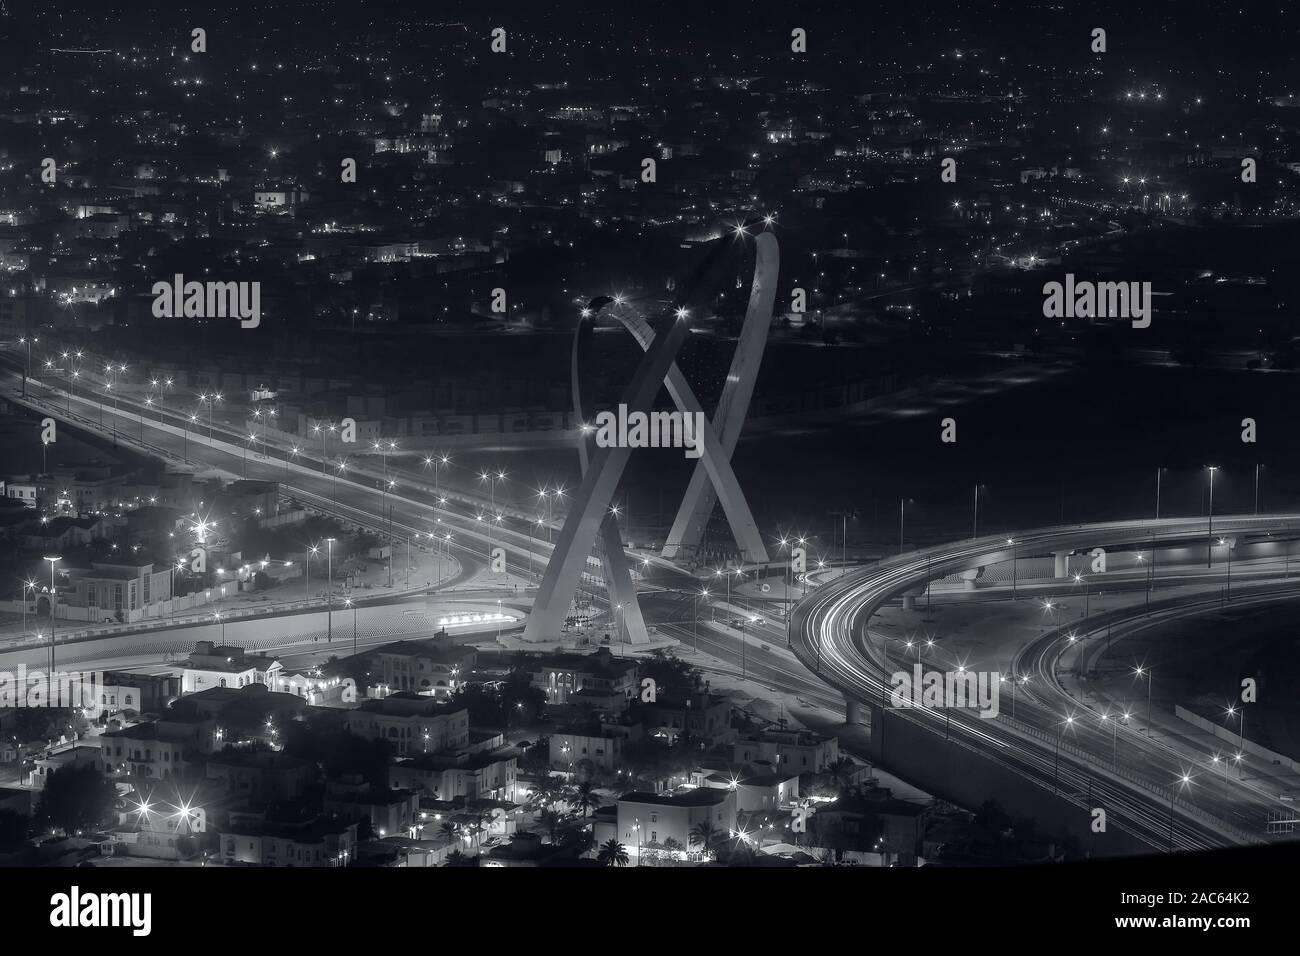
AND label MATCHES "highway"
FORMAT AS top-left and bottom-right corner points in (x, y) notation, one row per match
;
(789, 515), (1300, 853)
(15, 349), (1300, 854)
(0, 360), (576, 597)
